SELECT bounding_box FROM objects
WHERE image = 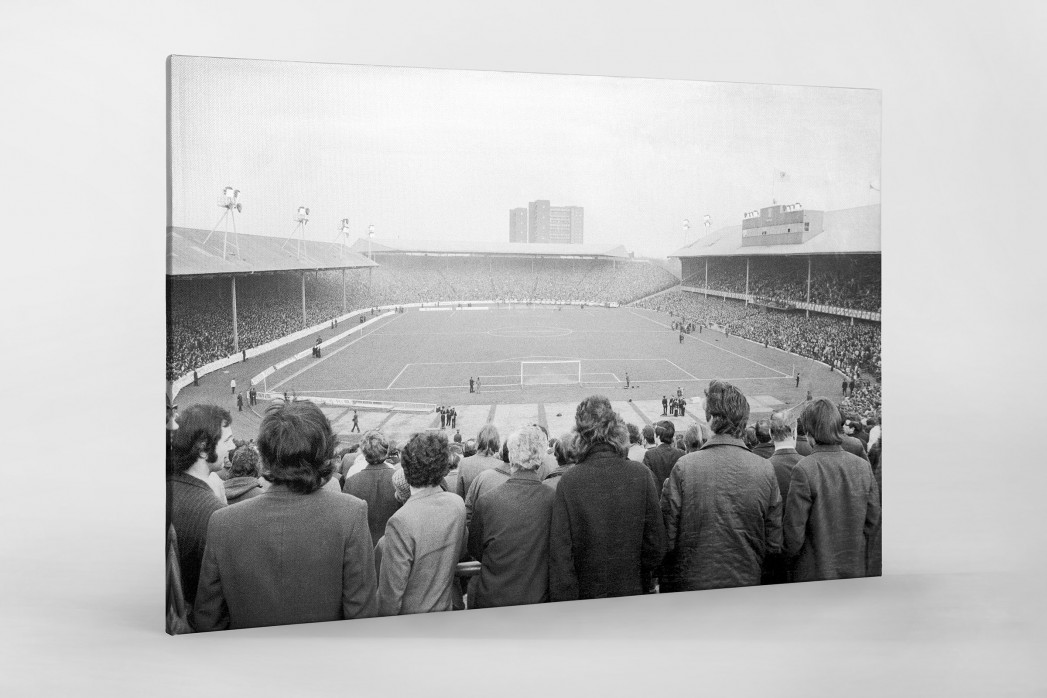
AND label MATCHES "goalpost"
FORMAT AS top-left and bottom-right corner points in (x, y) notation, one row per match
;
(520, 360), (583, 386)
